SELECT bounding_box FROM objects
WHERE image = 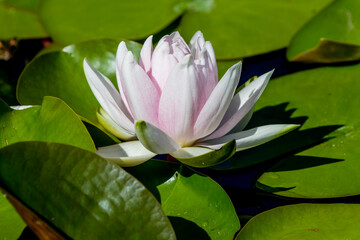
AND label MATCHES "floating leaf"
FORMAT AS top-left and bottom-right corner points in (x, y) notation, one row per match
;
(0, 96), (95, 151)
(0, 142), (175, 239)
(179, 0), (332, 59)
(38, 0), (184, 45)
(3, 0), (39, 11)
(254, 63), (360, 198)
(0, 193), (25, 240)
(127, 160), (240, 240)
(0, 1), (47, 39)
(236, 204), (360, 239)
(287, 0), (360, 63)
